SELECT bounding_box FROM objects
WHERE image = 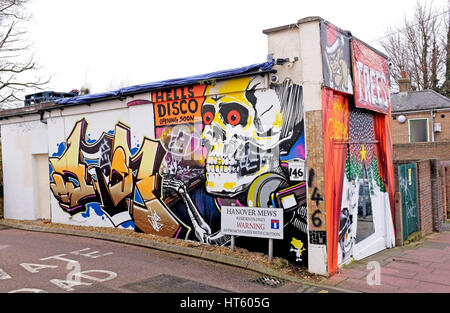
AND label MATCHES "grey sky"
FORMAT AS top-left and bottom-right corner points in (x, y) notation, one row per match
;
(24, 0), (448, 95)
